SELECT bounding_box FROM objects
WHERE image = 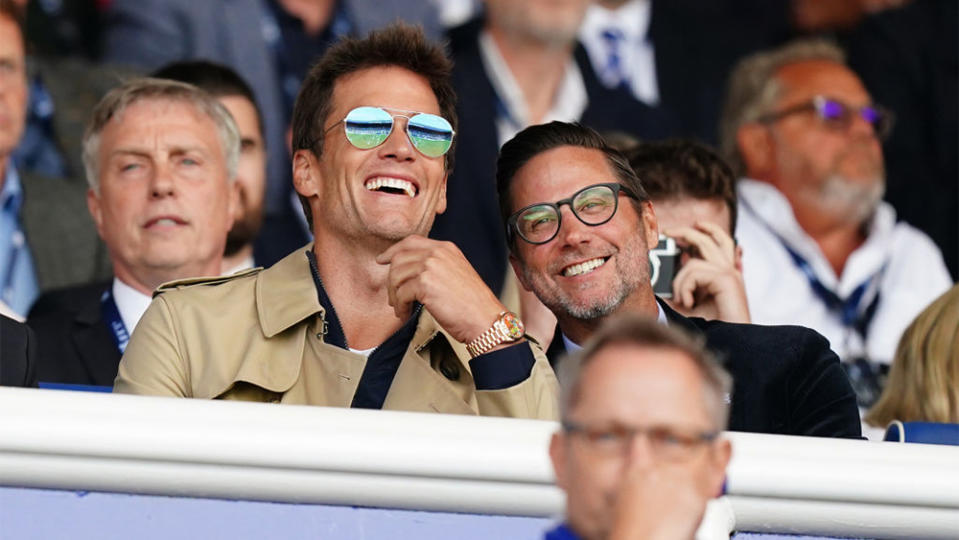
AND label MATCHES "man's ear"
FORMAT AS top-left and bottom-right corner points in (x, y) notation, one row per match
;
(737, 123), (773, 178)
(734, 244), (744, 273)
(641, 200), (659, 248)
(435, 172), (448, 215)
(708, 438), (733, 498)
(292, 149), (320, 198)
(86, 188), (105, 239)
(549, 432), (569, 490)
